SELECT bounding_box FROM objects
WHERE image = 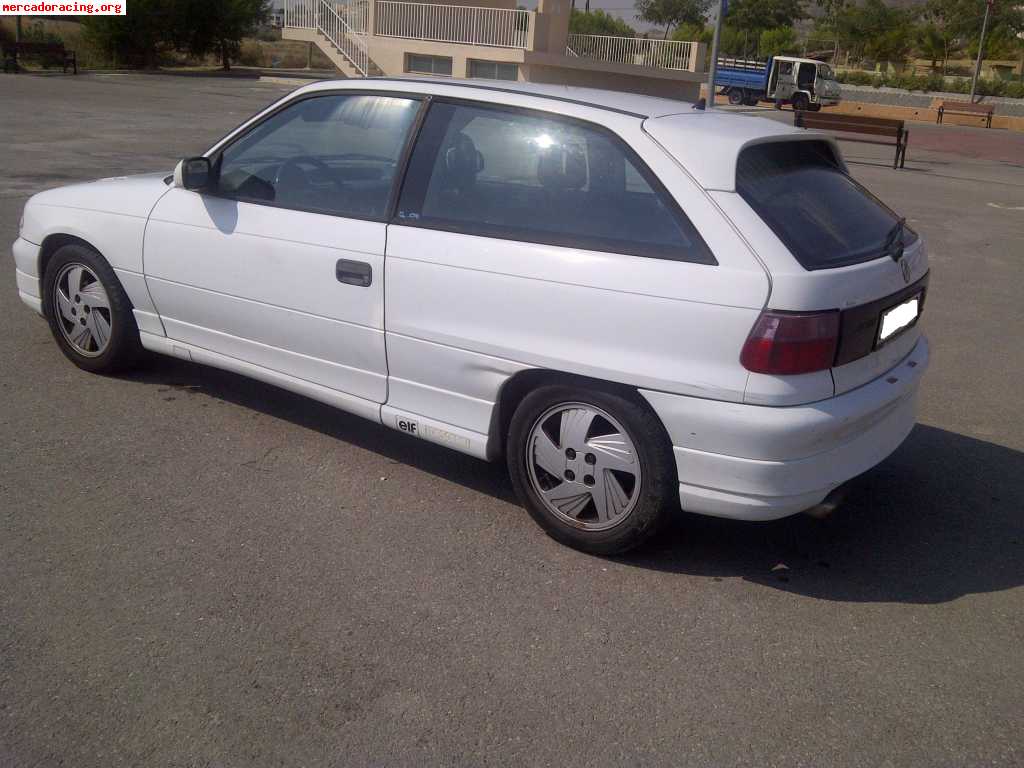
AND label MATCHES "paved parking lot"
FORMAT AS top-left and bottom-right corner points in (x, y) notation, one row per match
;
(2, 74), (1023, 767)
